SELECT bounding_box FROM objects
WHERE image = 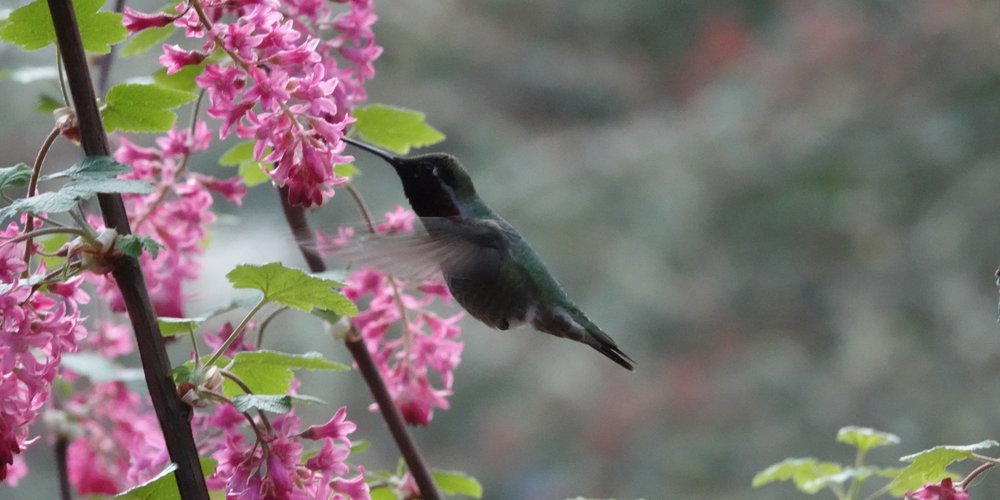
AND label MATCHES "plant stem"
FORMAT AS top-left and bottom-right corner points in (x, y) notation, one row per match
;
(22, 126), (62, 274)
(204, 297), (267, 368)
(55, 435), (71, 500)
(277, 185), (441, 500)
(46, 1), (209, 497)
(962, 461), (994, 490)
